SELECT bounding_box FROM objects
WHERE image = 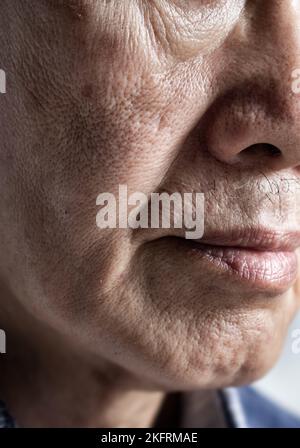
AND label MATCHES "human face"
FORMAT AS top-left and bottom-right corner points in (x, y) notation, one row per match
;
(1, 0), (300, 390)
